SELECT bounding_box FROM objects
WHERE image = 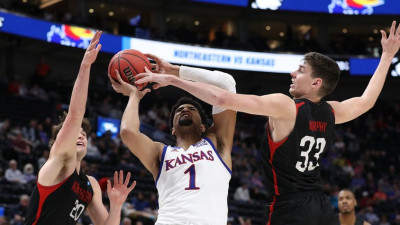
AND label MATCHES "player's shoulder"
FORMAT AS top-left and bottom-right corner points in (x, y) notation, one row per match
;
(204, 133), (217, 148)
(86, 175), (98, 185)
